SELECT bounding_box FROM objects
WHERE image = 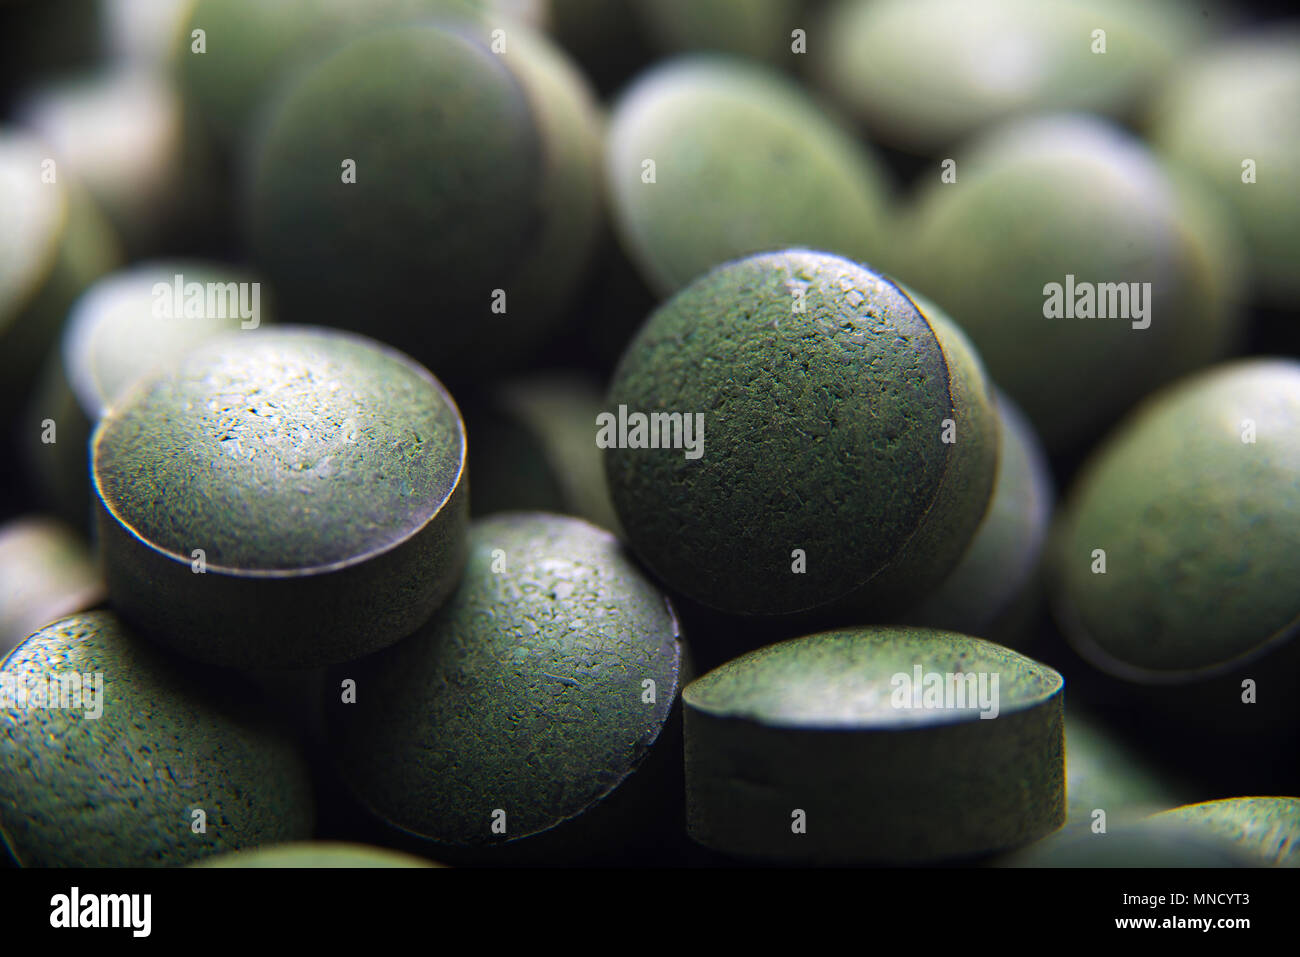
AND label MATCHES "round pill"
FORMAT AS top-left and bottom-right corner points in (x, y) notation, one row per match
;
(246, 20), (601, 381)
(27, 260), (271, 526)
(0, 129), (121, 421)
(195, 841), (440, 868)
(903, 381), (1052, 643)
(606, 57), (892, 296)
(0, 611), (314, 867)
(176, 0), (485, 151)
(1052, 359), (1300, 679)
(325, 512), (685, 863)
(604, 249), (998, 617)
(92, 326), (468, 670)
(1150, 797), (1299, 868)
(899, 114), (1243, 450)
(683, 627), (1065, 863)
(465, 374), (620, 534)
(0, 517), (104, 657)
(16, 67), (200, 256)
(818, 0), (1206, 150)
(1149, 29), (1300, 303)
